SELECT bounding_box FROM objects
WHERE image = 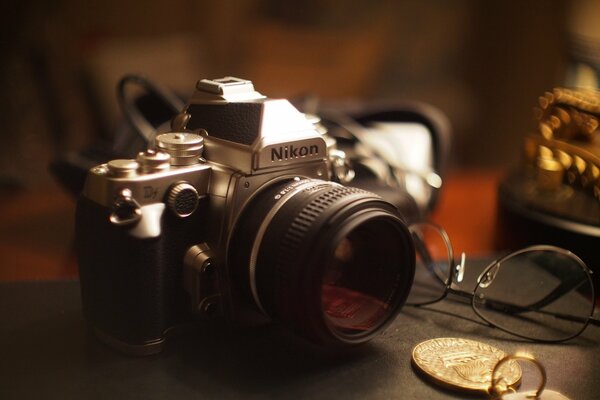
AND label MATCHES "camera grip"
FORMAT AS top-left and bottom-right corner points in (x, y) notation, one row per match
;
(75, 196), (187, 353)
